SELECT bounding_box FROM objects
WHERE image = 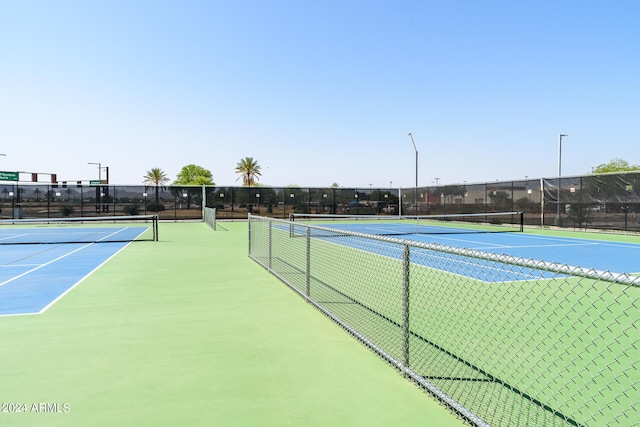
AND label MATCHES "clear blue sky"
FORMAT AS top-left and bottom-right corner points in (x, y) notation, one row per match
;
(1, 0), (638, 188)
